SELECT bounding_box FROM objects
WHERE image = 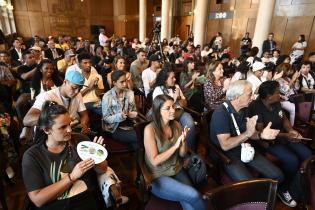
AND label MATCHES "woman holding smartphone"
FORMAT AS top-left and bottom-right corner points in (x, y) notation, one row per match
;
(144, 95), (205, 210)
